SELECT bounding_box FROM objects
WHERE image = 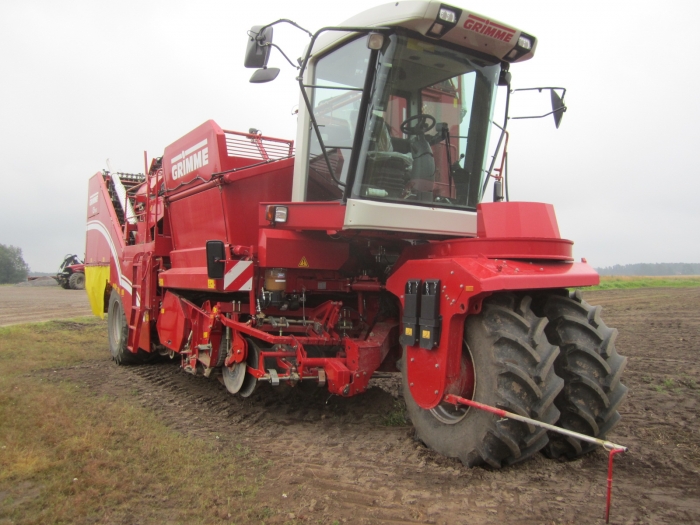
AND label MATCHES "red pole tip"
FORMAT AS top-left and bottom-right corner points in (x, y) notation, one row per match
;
(605, 447), (626, 523)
